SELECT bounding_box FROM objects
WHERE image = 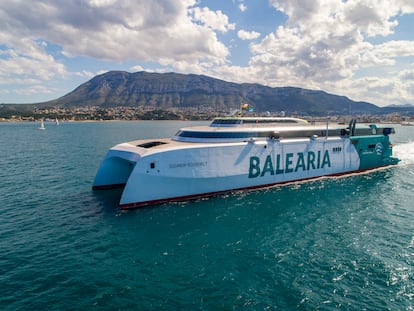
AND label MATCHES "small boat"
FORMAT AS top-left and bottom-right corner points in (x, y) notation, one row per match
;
(39, 120), (46, 130)
(55, 118), (60, 125)
(93, 117), (400, 209)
